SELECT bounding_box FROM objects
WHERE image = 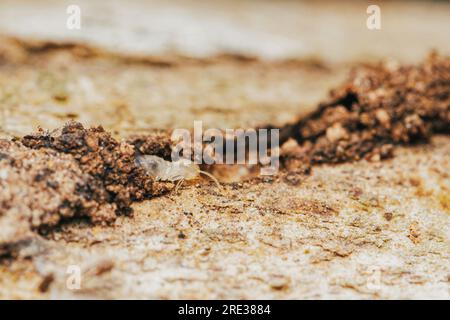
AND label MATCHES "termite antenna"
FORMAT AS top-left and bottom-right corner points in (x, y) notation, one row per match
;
(198, 170), (222, 191)
(174, 179), (184, 194)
